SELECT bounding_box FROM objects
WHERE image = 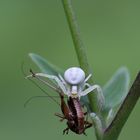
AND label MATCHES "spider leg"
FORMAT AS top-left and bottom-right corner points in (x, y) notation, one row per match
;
(26, 72), (68, 95)
(58, 74), (67, 85)
(80, 85), (102, 96)
(79, 85), (105, 110)
(84, 74), (92, 82)
(90, 112), (103, 133)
